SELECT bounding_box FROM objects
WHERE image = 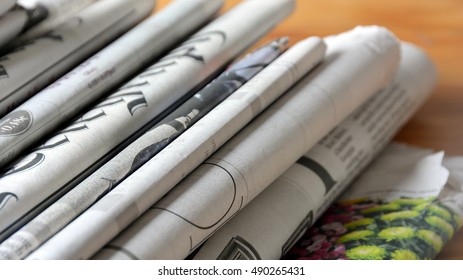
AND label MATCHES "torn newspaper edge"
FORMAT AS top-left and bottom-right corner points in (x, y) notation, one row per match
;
(192, 42), (440, 259)
(85, 25), (400, 260)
